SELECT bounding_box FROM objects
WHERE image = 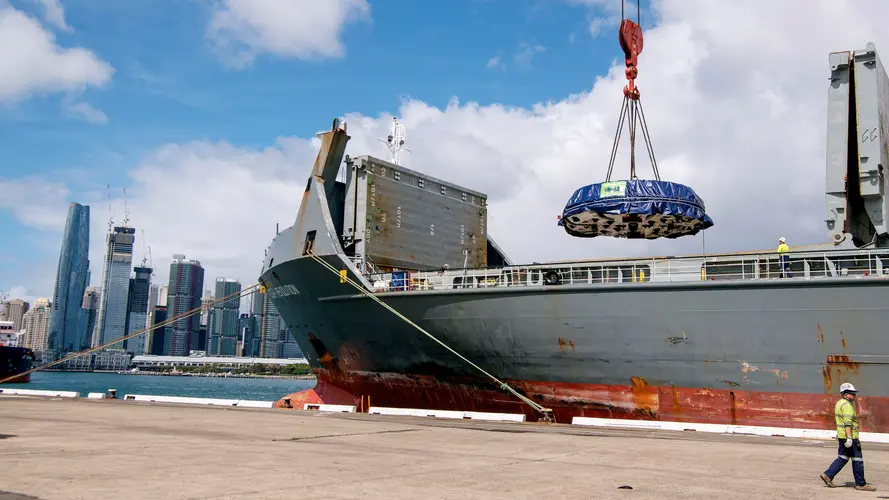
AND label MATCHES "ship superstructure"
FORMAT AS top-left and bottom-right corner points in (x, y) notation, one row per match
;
(259, 42), (889, 429)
